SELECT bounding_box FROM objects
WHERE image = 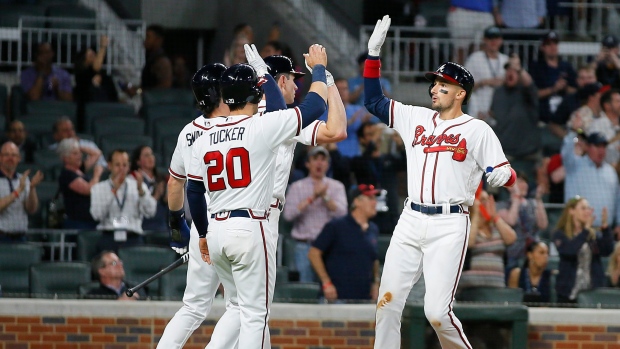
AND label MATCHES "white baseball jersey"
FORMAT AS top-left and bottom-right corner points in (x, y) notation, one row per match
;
(188, 108), (303, 213)
(256, 99), (324, 202)
(388, 100), (508, 206)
